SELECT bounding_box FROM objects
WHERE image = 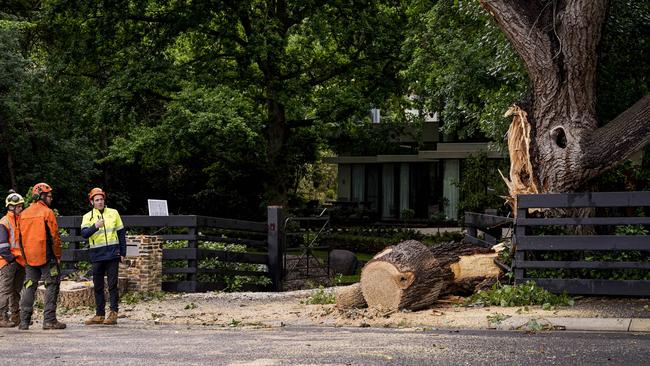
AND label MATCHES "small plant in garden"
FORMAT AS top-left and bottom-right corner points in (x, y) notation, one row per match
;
(487, 312), (511, 325)
(615, 225), (648, 236)
(400, 208), (415, 220)
(184, 302), (197, 310)
(122, 291), (166, 305)
(526, 318), (544, 332)
(465, 281), (574, 308)
(228, 319), (242, 327)
(305, 286), (336, 305)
